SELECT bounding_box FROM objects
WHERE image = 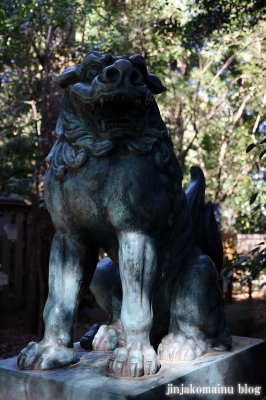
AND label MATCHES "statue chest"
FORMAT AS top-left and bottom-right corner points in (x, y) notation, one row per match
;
(44, 153), (171, 234)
